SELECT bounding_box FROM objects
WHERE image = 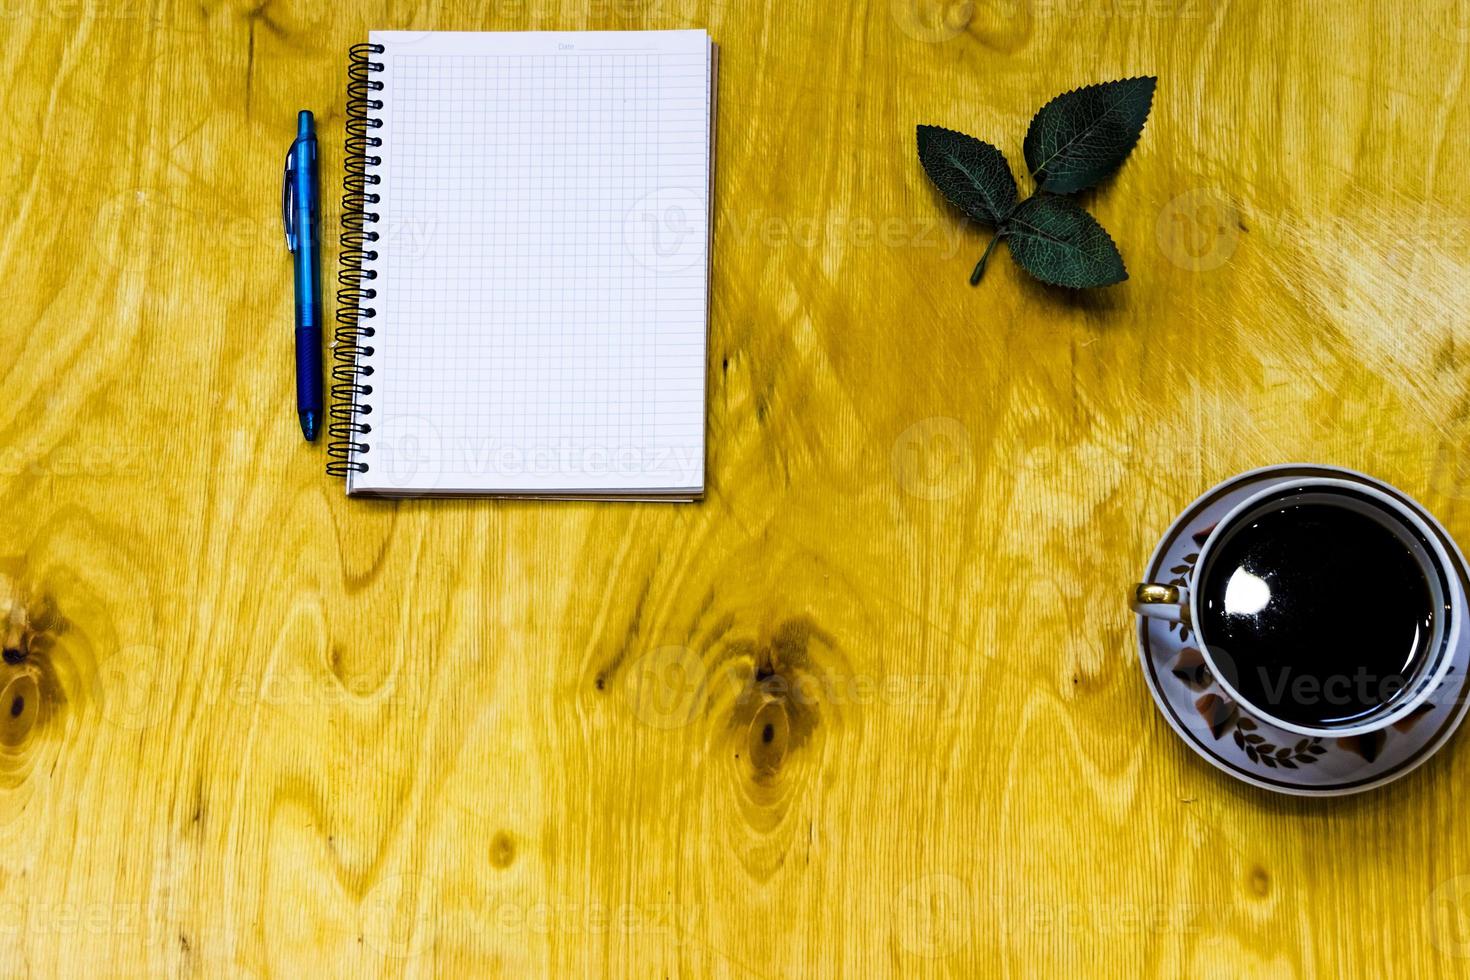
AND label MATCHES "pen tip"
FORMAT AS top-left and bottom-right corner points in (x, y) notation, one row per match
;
(298, 109), (313, 135)
(299, 410), (319, 442)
